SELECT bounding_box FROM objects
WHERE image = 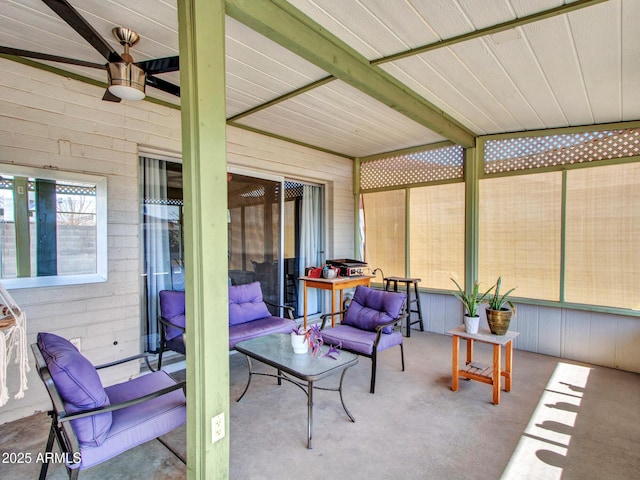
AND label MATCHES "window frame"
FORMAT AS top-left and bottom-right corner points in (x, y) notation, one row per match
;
(477, 124), (640, 316)
(0, 164), (108, 289)
(356, 122), (640, 317)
